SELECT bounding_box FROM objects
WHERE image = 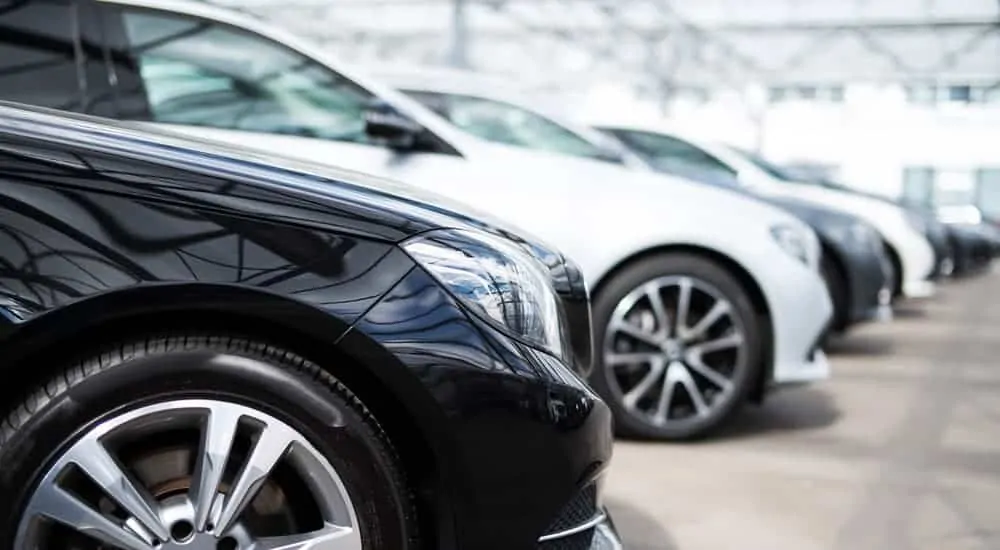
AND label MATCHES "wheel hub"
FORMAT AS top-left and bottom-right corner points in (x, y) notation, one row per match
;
(661, 339), (685, 361)
(154, 494), (251, 550)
